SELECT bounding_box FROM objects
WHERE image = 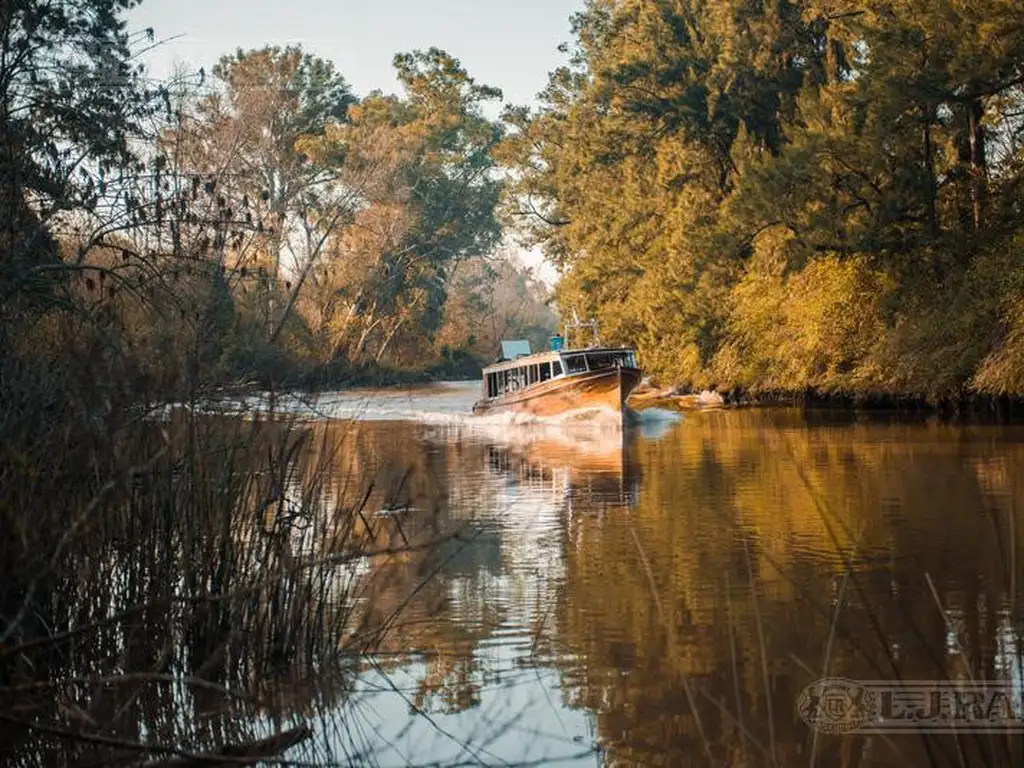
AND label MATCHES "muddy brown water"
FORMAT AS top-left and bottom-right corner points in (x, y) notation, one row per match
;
(254, 383), (1024, 766)
(13, 382), (1024, 767)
